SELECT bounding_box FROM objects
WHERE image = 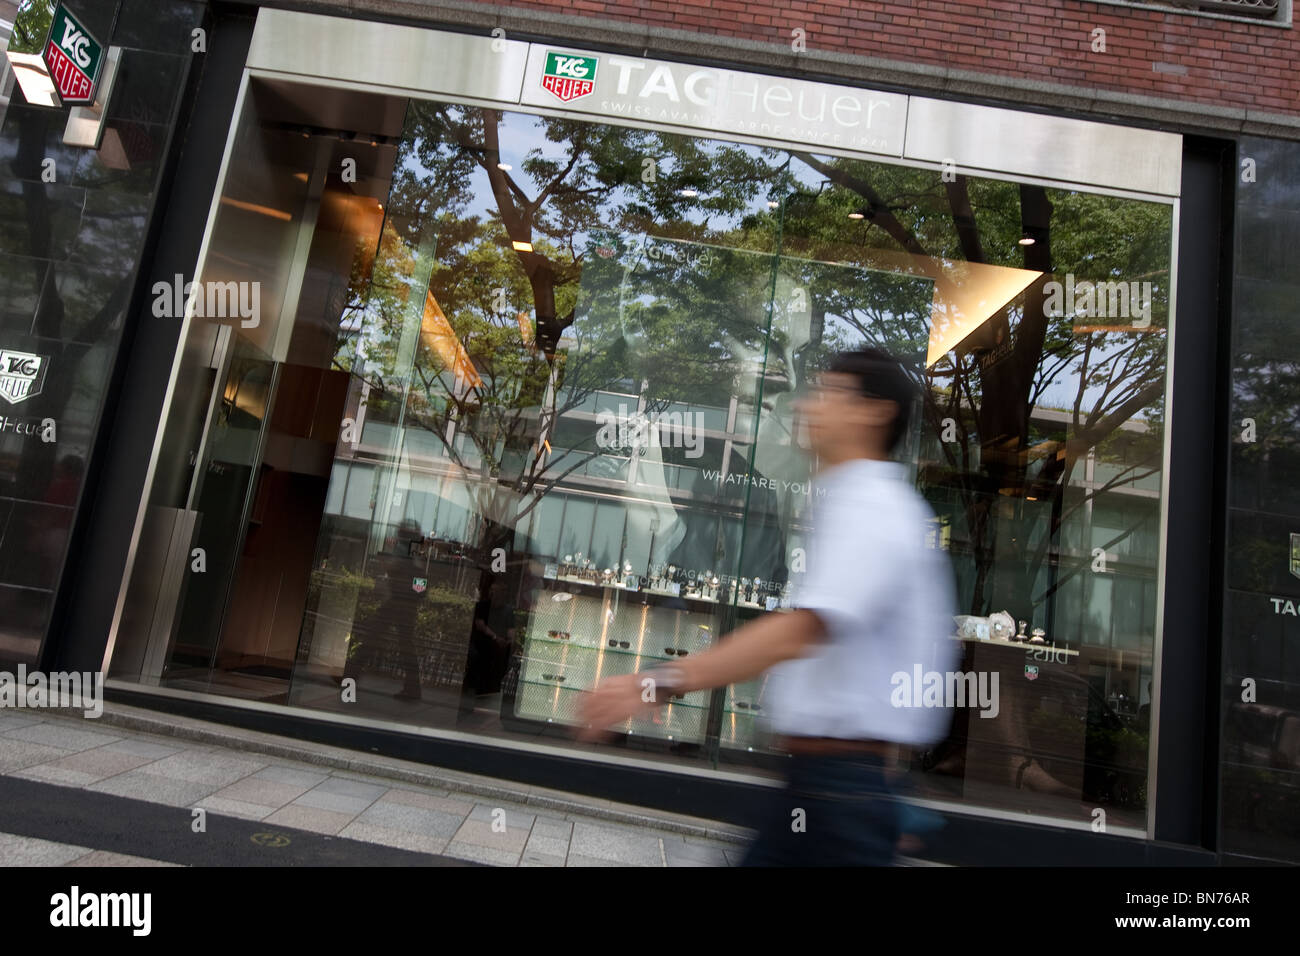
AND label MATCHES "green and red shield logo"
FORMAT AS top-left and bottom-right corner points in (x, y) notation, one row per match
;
(43, 3), (104, 107)
(541, 51), (598, 103)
